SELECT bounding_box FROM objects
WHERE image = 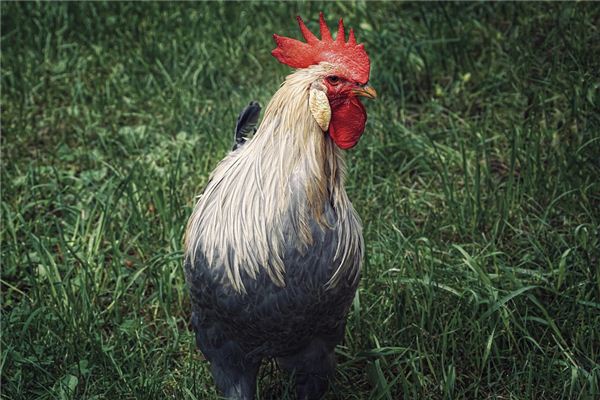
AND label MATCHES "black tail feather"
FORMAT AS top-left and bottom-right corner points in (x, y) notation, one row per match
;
(233, 101), (261, 151)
